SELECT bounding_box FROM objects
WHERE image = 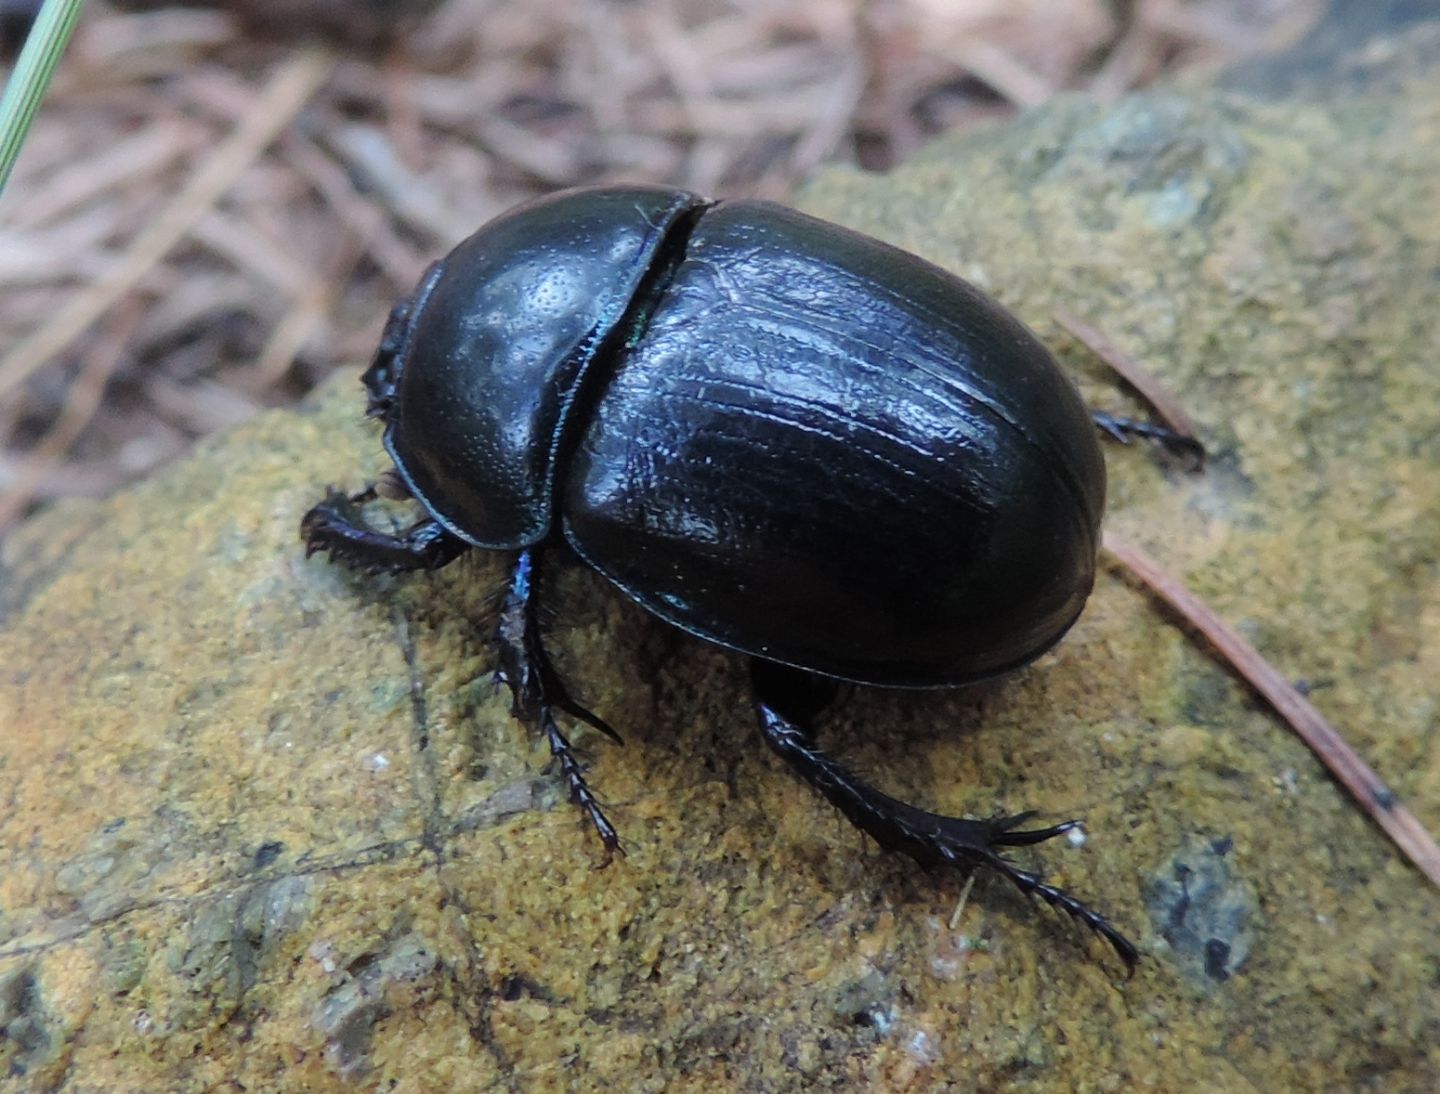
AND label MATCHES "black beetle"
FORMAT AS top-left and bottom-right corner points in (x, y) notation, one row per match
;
(302, 185), (1177, 973)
